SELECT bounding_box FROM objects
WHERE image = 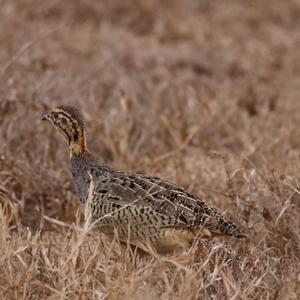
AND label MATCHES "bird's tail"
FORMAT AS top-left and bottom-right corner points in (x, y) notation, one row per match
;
(216, 214), (247, 238)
